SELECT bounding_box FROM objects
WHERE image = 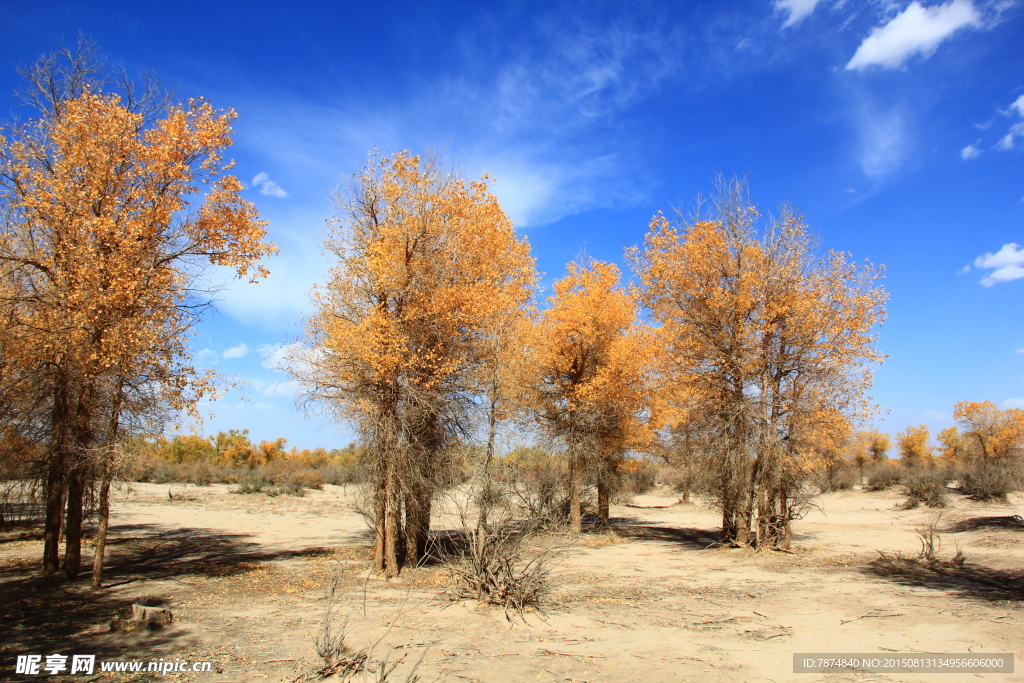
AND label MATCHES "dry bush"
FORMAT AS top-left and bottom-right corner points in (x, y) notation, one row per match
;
(610, 458), (659, 503)
(809, 457), (856, 494)
(319, 462), (365, 486)
(297, 578), (424, 683)
(445, 519), (554, 614)
(876, 514), (965, 569)
(0, 479), (41, 527)
(441, 465), (568, 614)
(899, 469), (950, 509)
(499, 457), (571, 529)
(865, 462), (902, 491)
(957, 457), (1022, 501)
